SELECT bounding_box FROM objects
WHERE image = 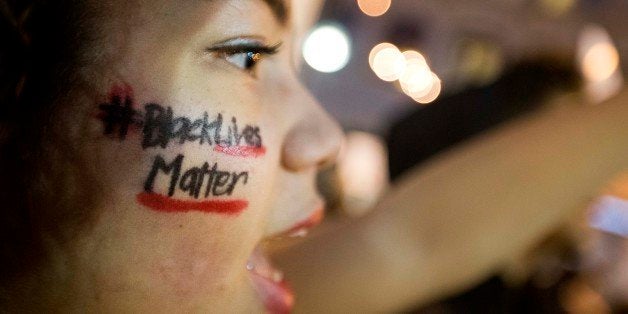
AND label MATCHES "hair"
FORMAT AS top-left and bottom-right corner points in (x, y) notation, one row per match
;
(0, 0), (99, 291)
